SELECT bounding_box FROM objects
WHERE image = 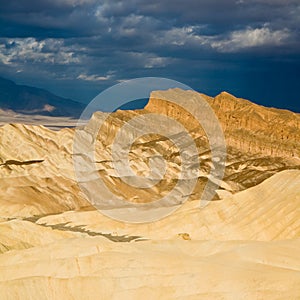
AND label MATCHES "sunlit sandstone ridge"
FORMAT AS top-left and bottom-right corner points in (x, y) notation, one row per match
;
(147, 89), (300, 158)
(1, 89), (299, 217)
(0, 89), (300, 299)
